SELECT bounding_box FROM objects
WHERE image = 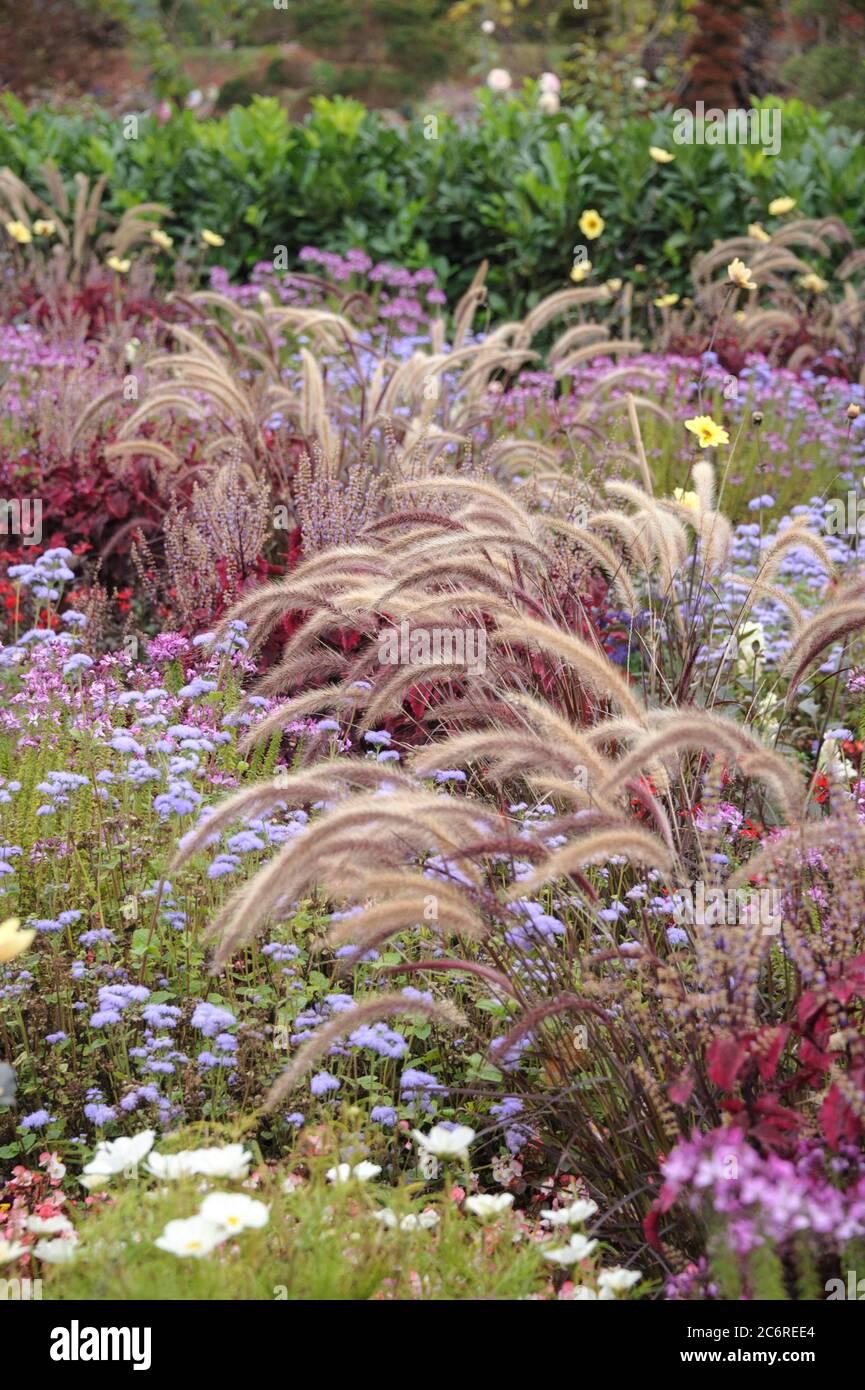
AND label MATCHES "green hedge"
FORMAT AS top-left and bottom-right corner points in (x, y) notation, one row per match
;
(2, 89), (864, 313)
